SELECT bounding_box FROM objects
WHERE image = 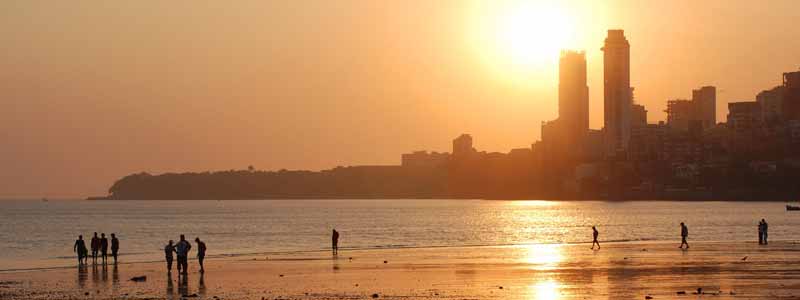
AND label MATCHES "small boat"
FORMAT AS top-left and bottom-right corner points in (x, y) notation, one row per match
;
(786, 205), (800, 211)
